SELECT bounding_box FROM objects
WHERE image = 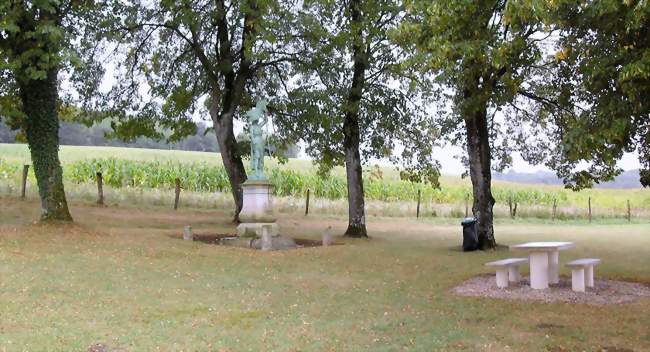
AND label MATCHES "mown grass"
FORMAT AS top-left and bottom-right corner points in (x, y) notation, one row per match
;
(1, 196), (649, 351)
